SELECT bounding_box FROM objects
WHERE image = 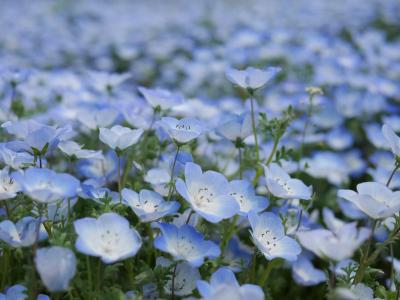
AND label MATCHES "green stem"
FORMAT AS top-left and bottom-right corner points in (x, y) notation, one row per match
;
(249, 91), (260, 163)
(238, 147), (243, 179)
(220, 215), (239, 253)
(252, 135), (280, 186)
(386, 162), (400, 187)
(118, 154), (122, 203)
(258, 259), (280, 287)
(297, 93), (314, 174)
(86, 256), (92, 298)
(167, 145), (180, 201)
(171, 263), (178, 300)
